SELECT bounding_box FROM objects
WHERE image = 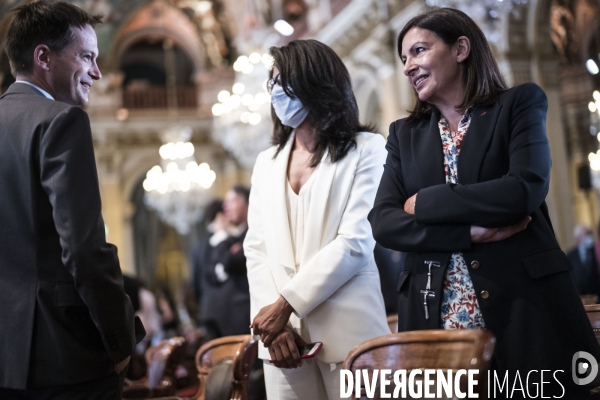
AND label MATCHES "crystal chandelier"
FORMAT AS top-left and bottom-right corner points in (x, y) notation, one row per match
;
(425, 0), (528, 44)
(211, 52), (274, 168)
(143, 125), (216, 235)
